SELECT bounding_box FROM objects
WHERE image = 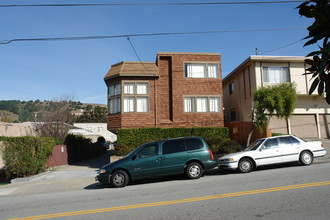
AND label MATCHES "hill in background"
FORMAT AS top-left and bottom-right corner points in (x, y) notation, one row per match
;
(0, 100), (107, 123)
